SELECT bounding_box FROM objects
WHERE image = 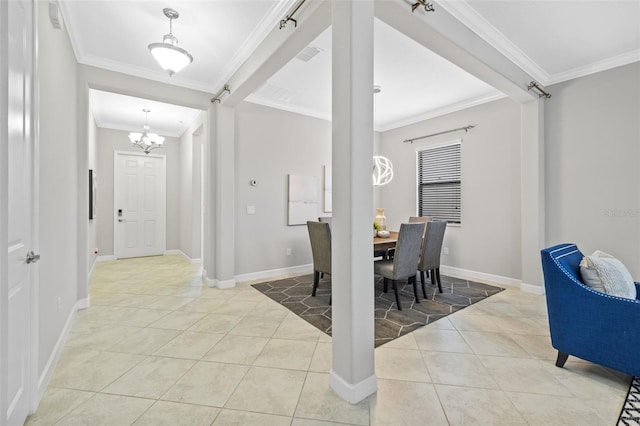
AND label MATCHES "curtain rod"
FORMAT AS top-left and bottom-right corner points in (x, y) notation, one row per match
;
(403, 125), (476, 144)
